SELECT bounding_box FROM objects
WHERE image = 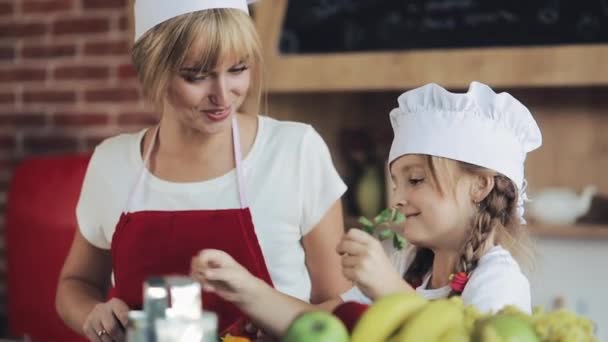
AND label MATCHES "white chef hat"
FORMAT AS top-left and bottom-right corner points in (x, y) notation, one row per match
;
(134, 0), (256, 42)
(388, 81), (542, 224)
